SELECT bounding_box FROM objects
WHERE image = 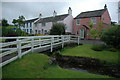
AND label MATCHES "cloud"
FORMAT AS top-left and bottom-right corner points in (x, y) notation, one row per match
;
(1, 0), (118, 24)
